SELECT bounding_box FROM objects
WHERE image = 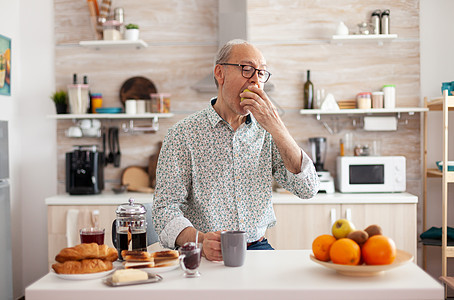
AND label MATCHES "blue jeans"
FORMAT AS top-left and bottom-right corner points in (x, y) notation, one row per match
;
(247, 238), (274, 250)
